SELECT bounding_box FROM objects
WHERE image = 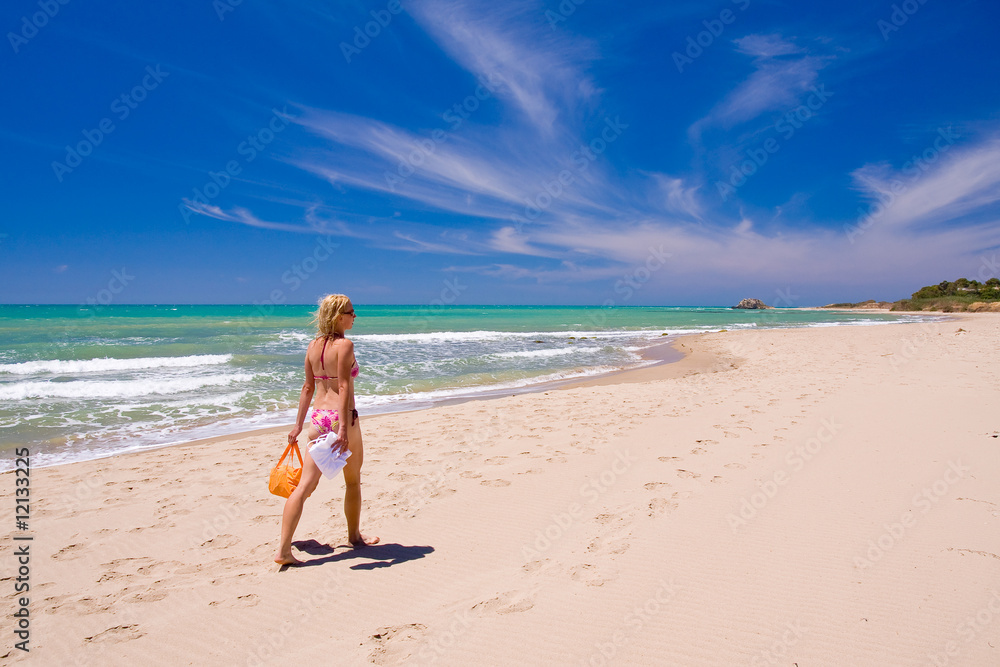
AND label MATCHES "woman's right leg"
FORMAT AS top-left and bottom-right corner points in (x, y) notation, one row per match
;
(275, 436), (323, 565)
